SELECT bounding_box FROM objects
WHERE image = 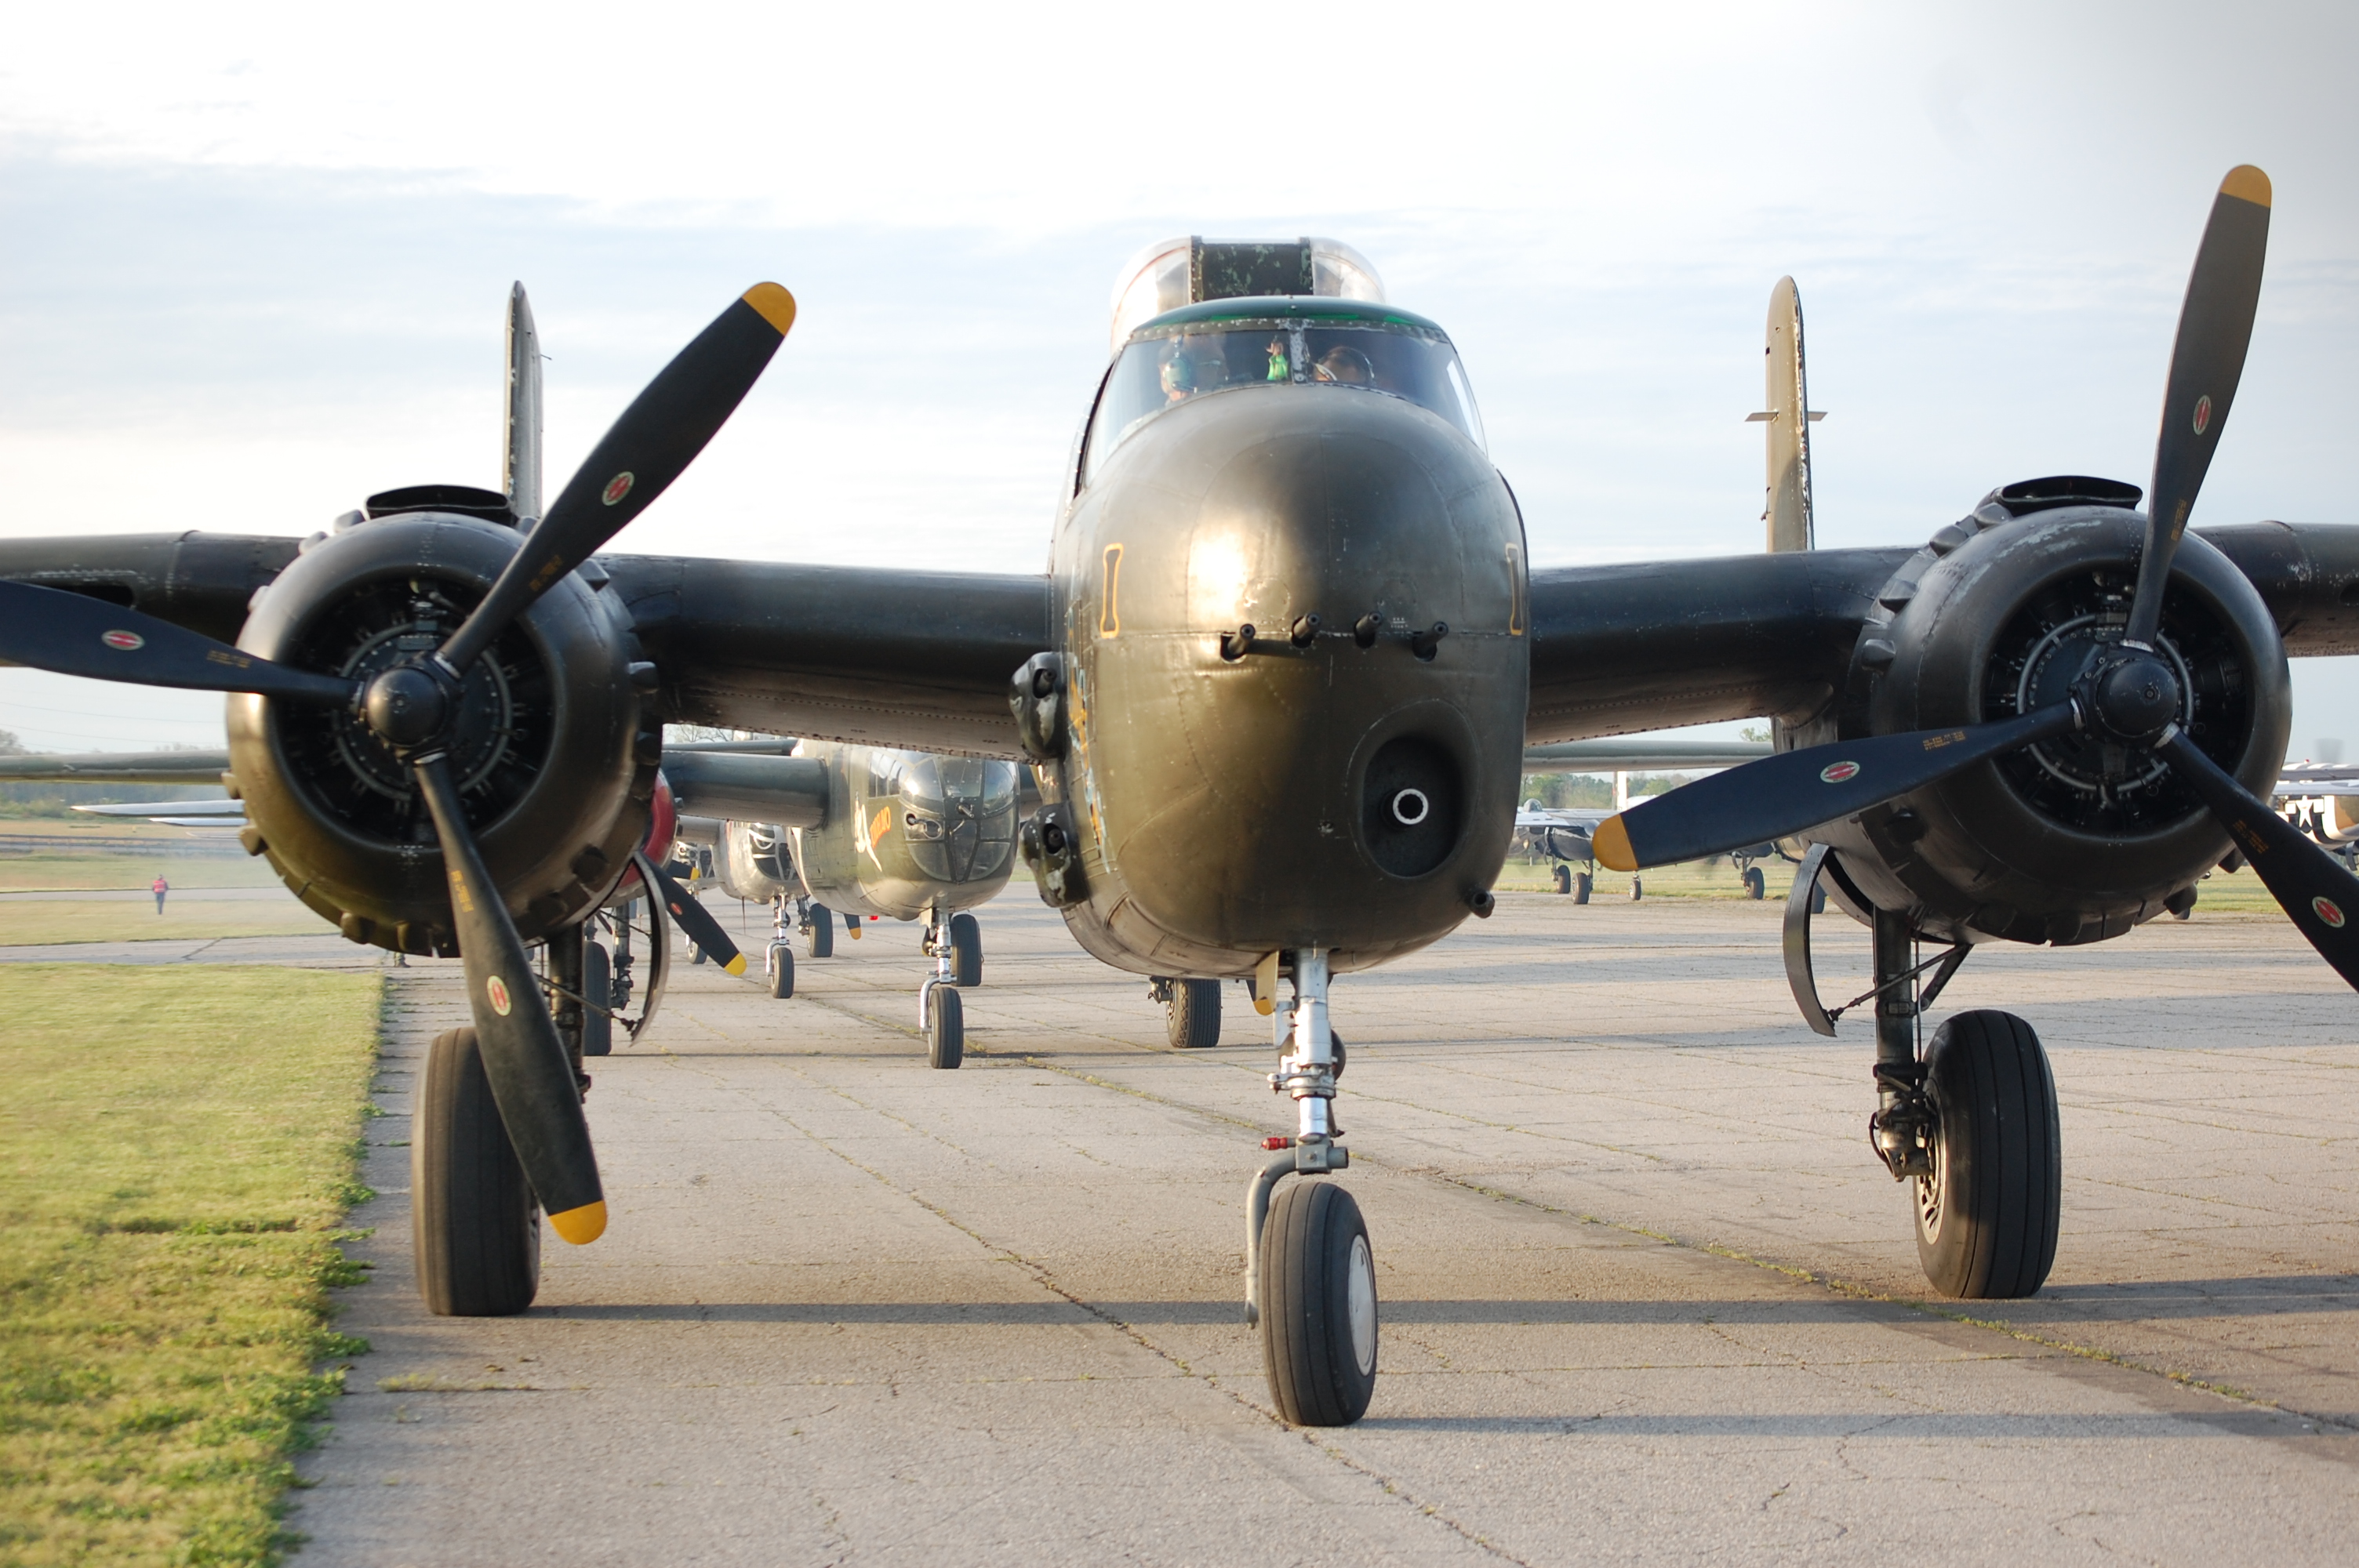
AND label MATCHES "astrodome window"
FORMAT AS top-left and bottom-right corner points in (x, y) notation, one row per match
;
(1081, 309), (1485, 485)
